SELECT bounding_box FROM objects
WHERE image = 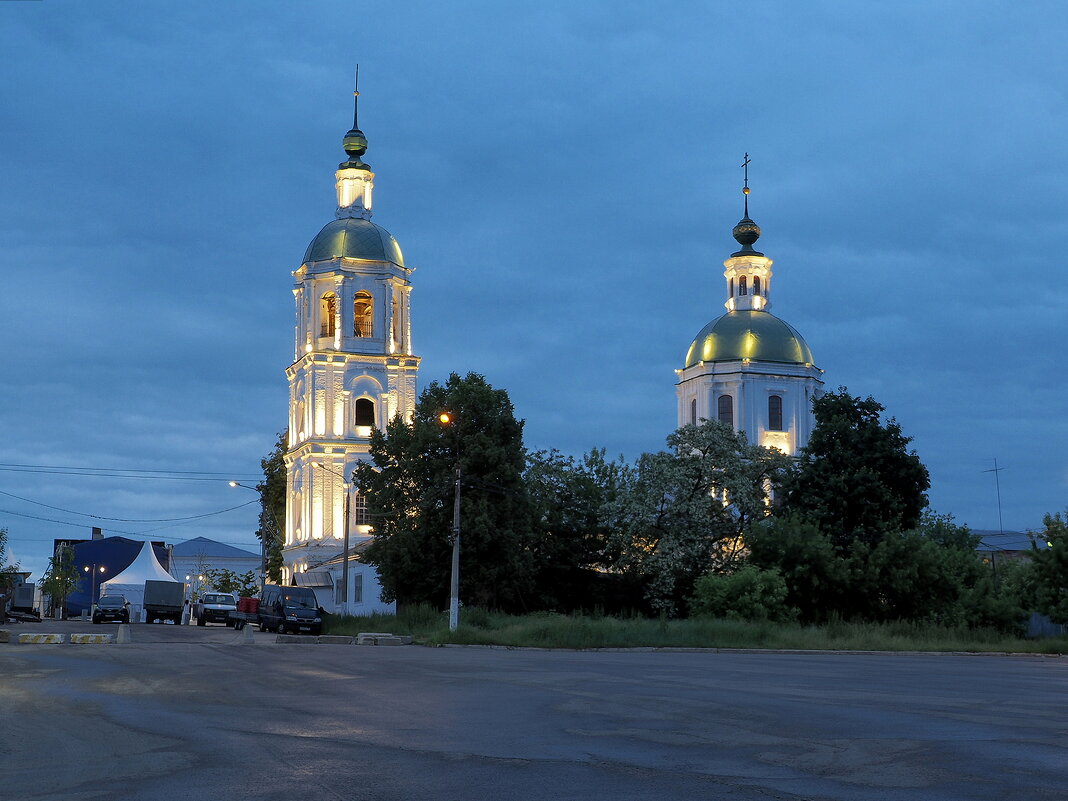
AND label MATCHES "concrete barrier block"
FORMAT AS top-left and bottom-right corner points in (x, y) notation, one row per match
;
(274, 635), (317, 644)
(70, 633), (115, 645)
(18, 633), (65, 644)
(0, 629), (9, 643)
(115, 625), (132, 644)
(317, 635), (355, 644)
(356, 633), (412, 646)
